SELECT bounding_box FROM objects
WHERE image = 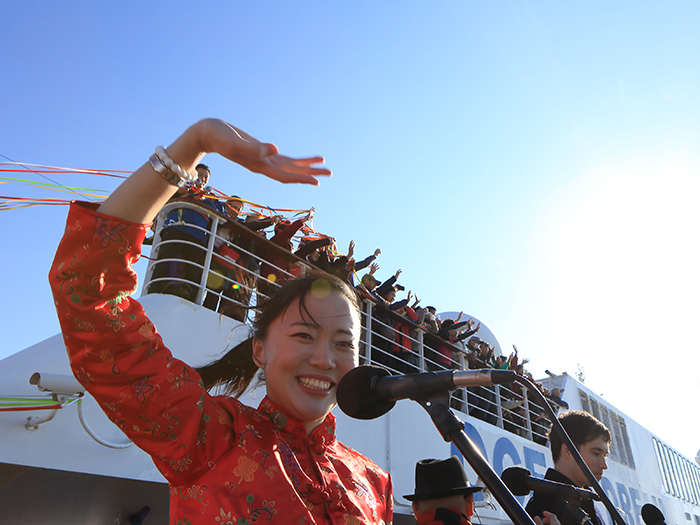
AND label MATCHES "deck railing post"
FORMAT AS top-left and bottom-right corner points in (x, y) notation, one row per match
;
(144, 210), (166, 287)
(364, 300), (373, 366)
(417, 330), (425, 372)
(523, 387), (533, 441)
(195, 217), (221, 305)
(495, 385), (504, 429)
